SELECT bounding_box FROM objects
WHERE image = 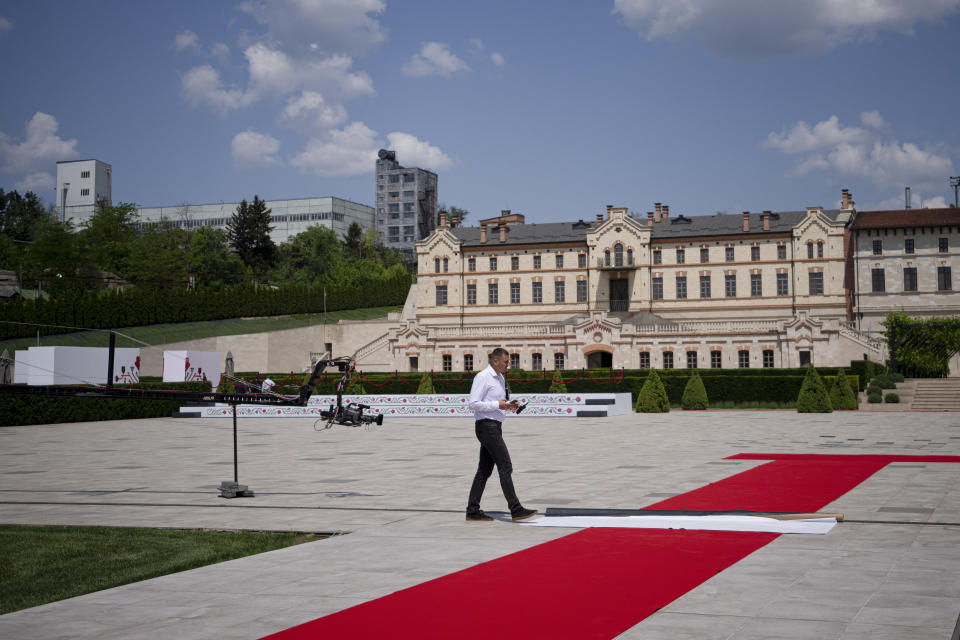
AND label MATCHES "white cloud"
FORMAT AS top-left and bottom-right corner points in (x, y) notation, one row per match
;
(765, 113), (955, 188)
(291, 121), (380, 177)
(240, 0), (386, 55)
(385, 132), (452, 171)
(867, 192), (950, 210)
(291, 123), (452, 177)
(469, 38), (485, 52)
(0, 16), (12, 36)
(245, 43), (374, 99)
(402, 42), (470, 77)
(490, 52), (505, 66)
(280, 90), (348, 133)
(210, 41), (231, 61)
(613, 0), (960, 57)
(764, 115), (870, 154)
(860, 110), (887, 130)
(231, 130), (281, 169)
(180, 65), (254, 114)
(173, 29), (200, 52)
(0, 112), (78, 175)
(14, 172), (55, 194)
